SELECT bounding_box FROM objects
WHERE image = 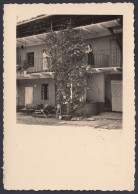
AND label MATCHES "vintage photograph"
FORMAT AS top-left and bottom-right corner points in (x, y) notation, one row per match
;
(16, 14), (123, 129)
(4, 3), (134, 191)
